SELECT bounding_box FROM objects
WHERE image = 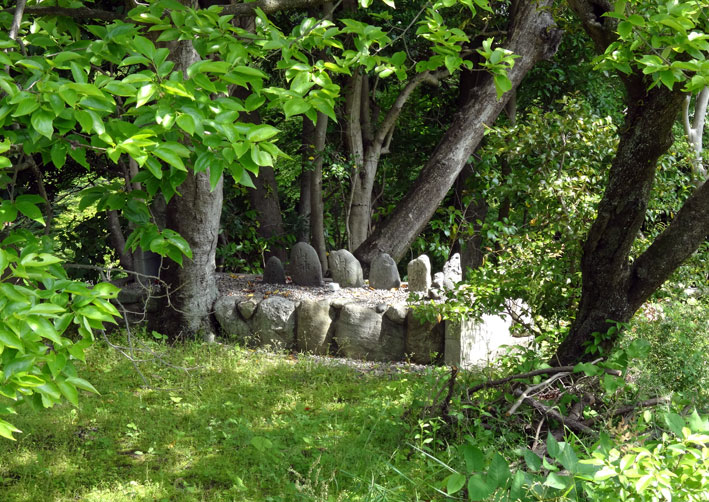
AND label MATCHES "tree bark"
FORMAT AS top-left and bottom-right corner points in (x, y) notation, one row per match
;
(345, 69), (450, 250)
(354, 0), (561, 267)
(554, 0), (704, 364)
(297, 117), (314, 243)
(308, 113), (329, 274)
(151, 2), (223, 340)
(554, 80), (686, 364)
